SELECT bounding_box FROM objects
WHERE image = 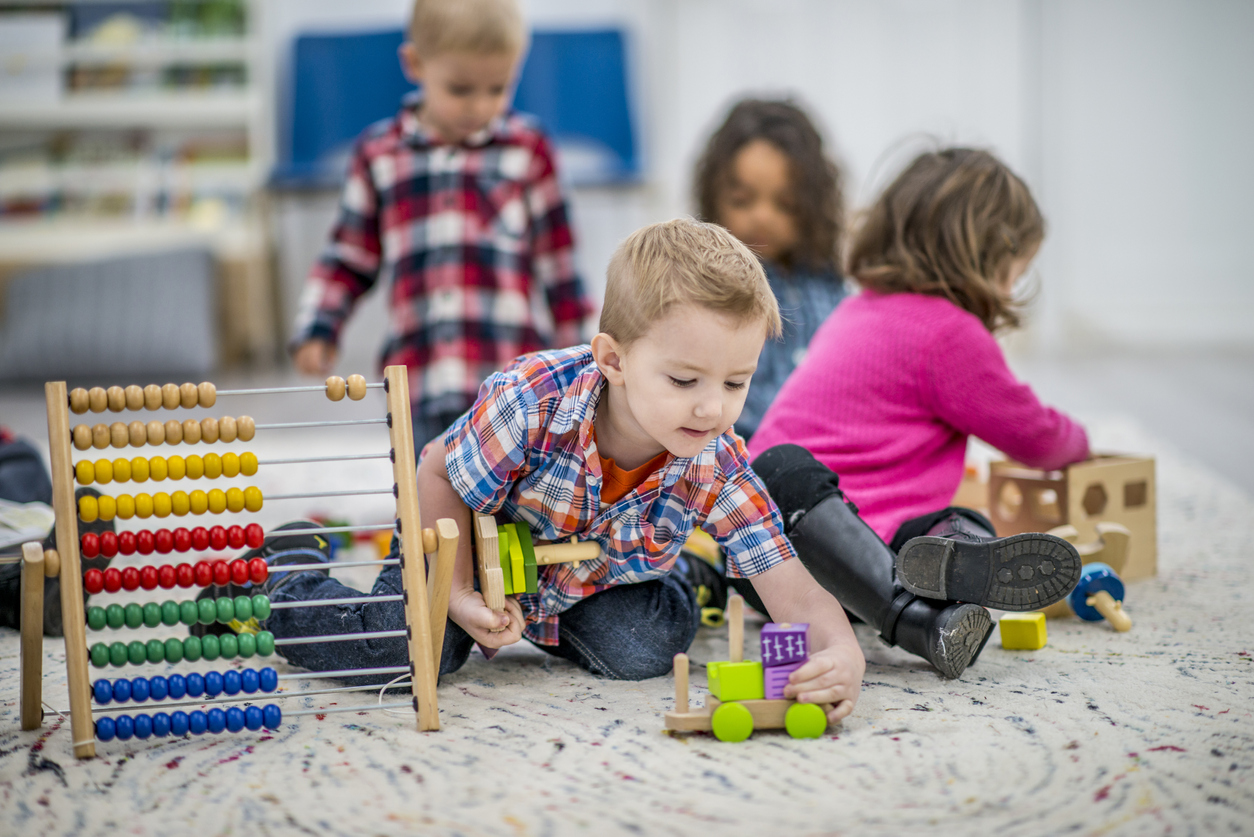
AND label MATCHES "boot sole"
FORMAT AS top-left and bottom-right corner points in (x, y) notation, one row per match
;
(896, 533), (1081, 611)
(930, 603), (993, 679)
